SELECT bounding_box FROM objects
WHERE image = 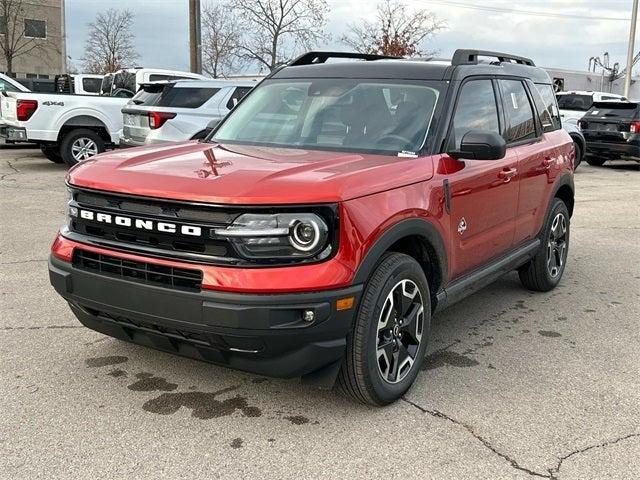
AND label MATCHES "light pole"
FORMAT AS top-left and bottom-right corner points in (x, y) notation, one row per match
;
(188, 0), (202, 74)
(61, 0), (67, 74)
(624, 0), (638, 97)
